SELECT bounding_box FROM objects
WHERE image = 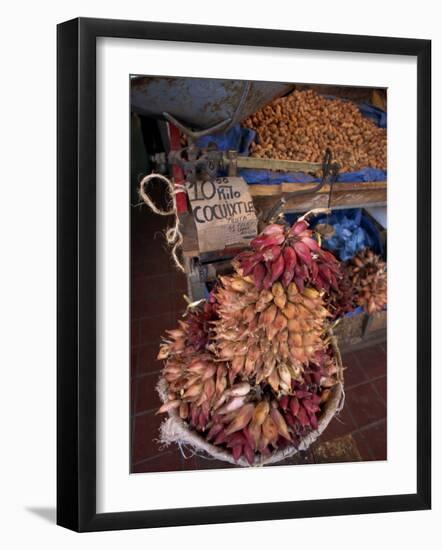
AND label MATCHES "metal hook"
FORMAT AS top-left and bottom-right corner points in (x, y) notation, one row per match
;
(262, 148), (340, 225)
